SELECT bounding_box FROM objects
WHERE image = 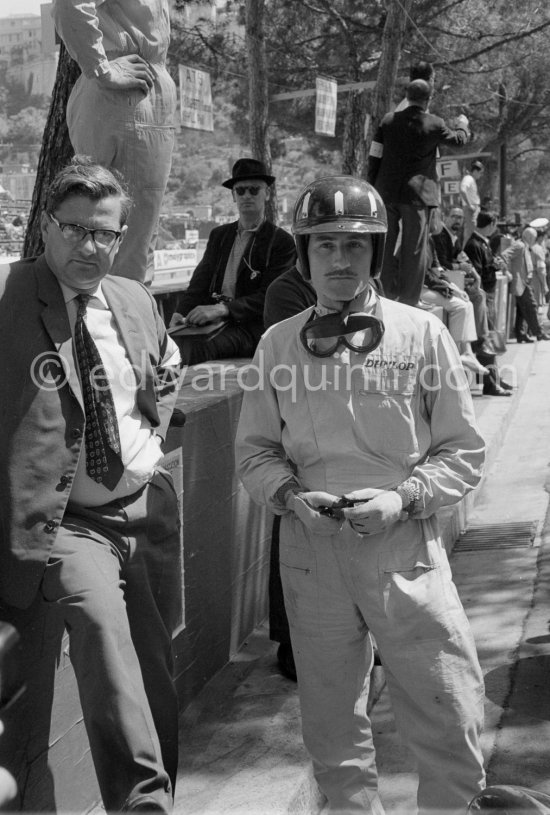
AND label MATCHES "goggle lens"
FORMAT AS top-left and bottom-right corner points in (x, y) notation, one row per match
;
(300, 313), (385, 357)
